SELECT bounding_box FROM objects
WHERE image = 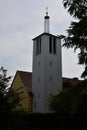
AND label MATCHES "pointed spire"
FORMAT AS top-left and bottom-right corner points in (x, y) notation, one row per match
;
(44, 7), (50, 33)
(46, 7), (48, 16)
